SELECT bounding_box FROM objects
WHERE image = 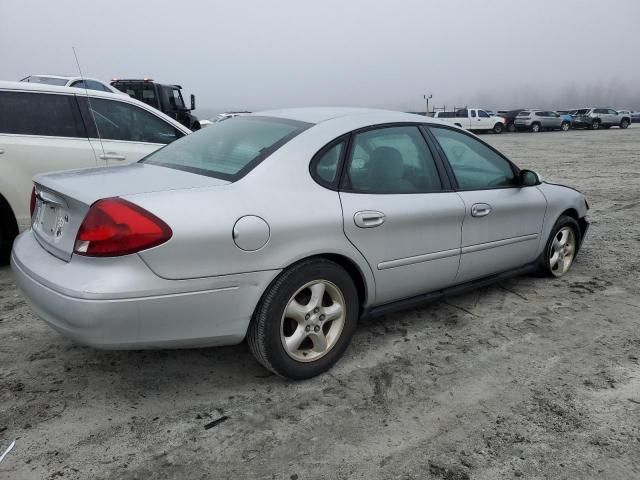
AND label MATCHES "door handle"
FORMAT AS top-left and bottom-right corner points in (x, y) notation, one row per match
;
(471, 203), (492, 217)
(99, 152), (127, 161)
(354, 210), (386, 228)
